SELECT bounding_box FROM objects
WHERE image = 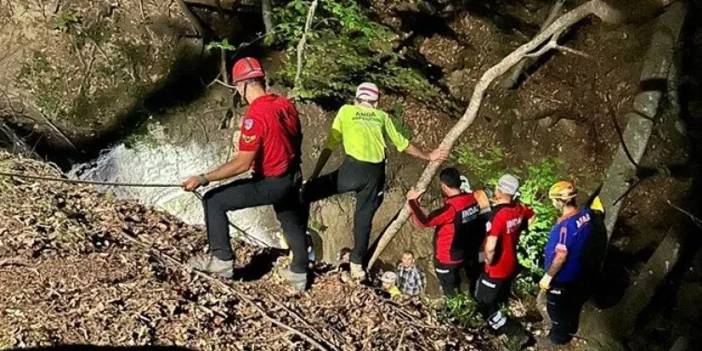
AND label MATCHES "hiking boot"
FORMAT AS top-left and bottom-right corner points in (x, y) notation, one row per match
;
(350, 263), (366, 281)
(187, 253), (234, 278)
(279, 268), (308, 292)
